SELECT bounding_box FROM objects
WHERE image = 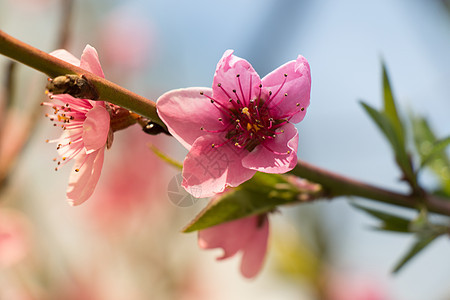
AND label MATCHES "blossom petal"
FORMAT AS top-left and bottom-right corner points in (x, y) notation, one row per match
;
(240, 215), (269, 278)
(212, 50), (262, 108)
(66, 149), (105, 206)
(262, 55), (311, 123)
(198, 216), (256, 260)
(80, 45), (105, 78)
(242, 123), (298, 173)
(182, 135), (254, 197)
(82, 105), (110, 154)
(50, 49), (81, 66)
(157, 88), (224, 150)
